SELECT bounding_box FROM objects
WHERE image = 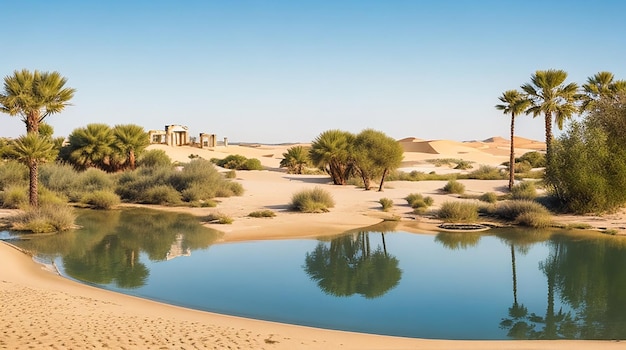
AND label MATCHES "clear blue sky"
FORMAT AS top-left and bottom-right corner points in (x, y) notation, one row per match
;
(3, 0), (625, 143)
